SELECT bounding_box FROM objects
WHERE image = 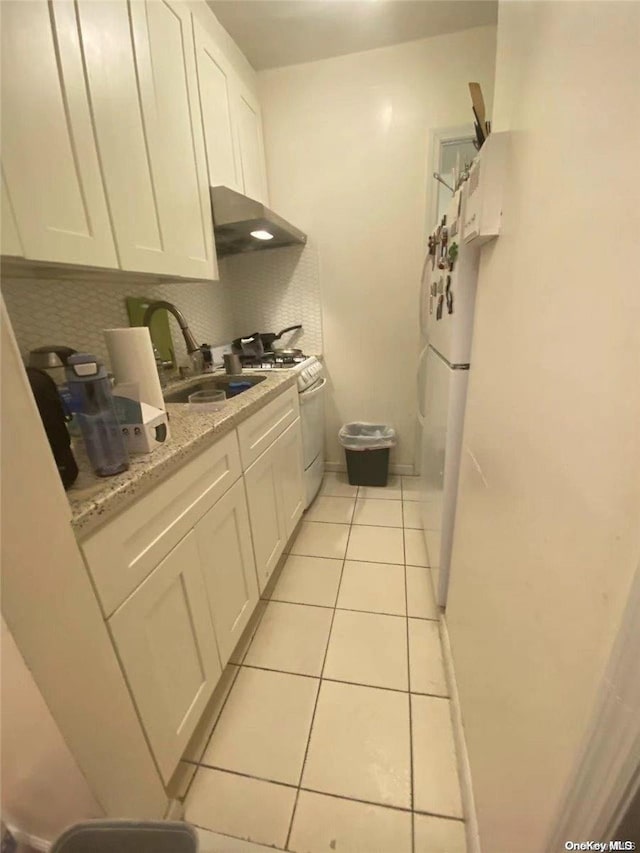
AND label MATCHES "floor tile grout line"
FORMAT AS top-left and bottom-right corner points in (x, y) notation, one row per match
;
(191, 476), (452, 846)
(188, 821), (288, 853)
(288, 550), (407, 566)
(232, 662), (450, 699)
(283, 534), (350, 851)
(300, 518), (405, 527)
(181, 661), (244, 803)
(235, 600), (269, 666)
(260, 596), (412, 619)
(194, 762), (299, 791)
(402, 504), (416, 853)
(237, 663), (320, 681)
(190, 596), (272, 787)
(189, 763), (466, 823)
